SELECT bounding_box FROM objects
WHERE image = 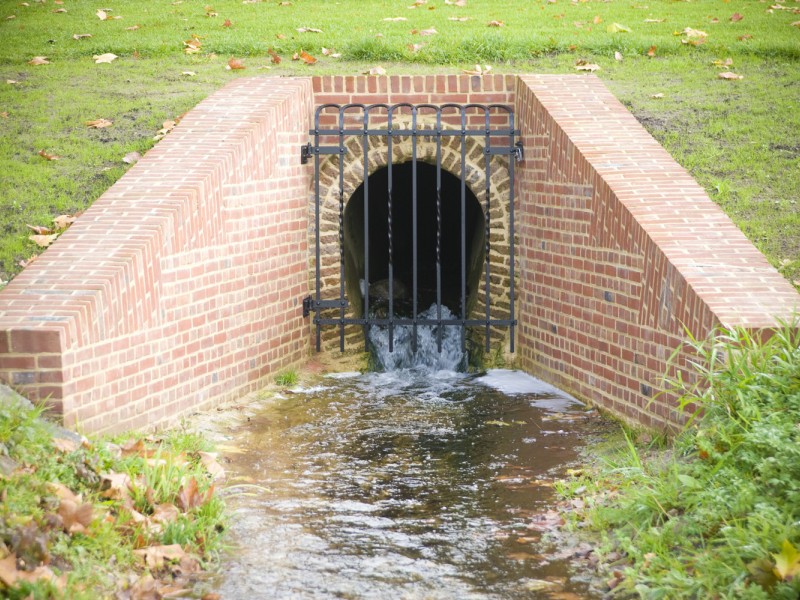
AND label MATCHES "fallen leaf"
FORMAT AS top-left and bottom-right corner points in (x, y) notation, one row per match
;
(38, 149), (60, 161)
(126, 25), (140, 31)
(718, 71), (743, 80)
(19, 255), (37, 268)
(773, 540), (800, 581)
(6, 80), (19, 85)
(445, 0), (466, 5)
(737, 34), (753, 40)
(96, 9), (108, 20)
(85, 118), (113, 128)
(93, 53), (118, 64)
(730, 12), (743, 22)
(134, 544), (188, 569)
(486, 420), (511, 426)
(364, 66), (387, 75)
(651, 92), (664, 98)
(27, 224), (53, 235)
(407, 43), (425, 52)
(383, 17), (407, 21)
(177, 477), (213, 511)
(5, 15), (15, 20)
(52, 7), (67, 13)
(28, 56), (50, 66)
(53, 214), (77, 229)
(58, 498), (93, 534)
(199, 451), (225, 480)
(47, 481), (80, 503)
(462, 64), (491, 75)
(644, 18), (665, 23)
(647, 45), (656, 57)
(205, 5), (218, 17)
(448, 16), (469, 21)
(0, 554), (60, 588)
(712, 57), (734, 68)
(0, 112), (8, 118)
(487, 20), (504, 27)
(296, 27), (323, 33)
(792, 21), (800, 29)
(222, 18), (232, 27)
(408, 0), (427, 6)
(679, 27), (707, 38)
(267, 48), (281, 64)
(226, 57), (246, 70)
(607, 22), (631, 33)
(151, 503), (180, 525)
(100, 471), (133, 503)
(72, 33), (92, 40)
(614, 51), (623, 61)
(29, 234), (58, 248)
(298, 50), (317, 65)
(593, 15), (602, 24)
(275, 33), (285, 39)
(182, 70), (196, 76)
(417, 27), (438, 36)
